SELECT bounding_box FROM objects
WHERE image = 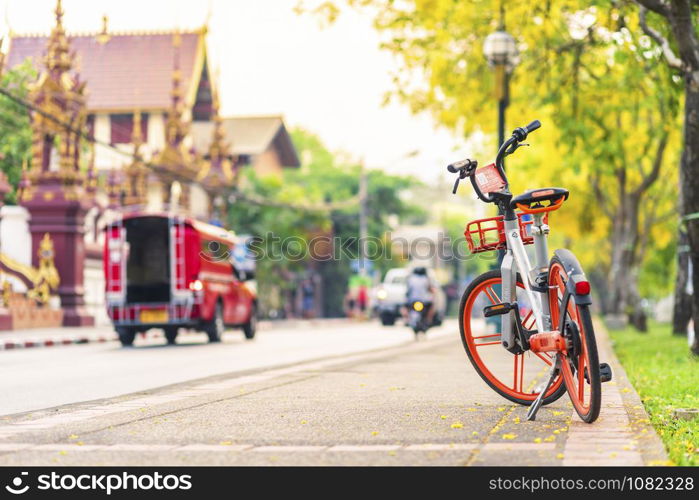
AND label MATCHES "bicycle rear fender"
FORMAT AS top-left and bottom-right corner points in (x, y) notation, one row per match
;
(552, 249), (592, 306)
